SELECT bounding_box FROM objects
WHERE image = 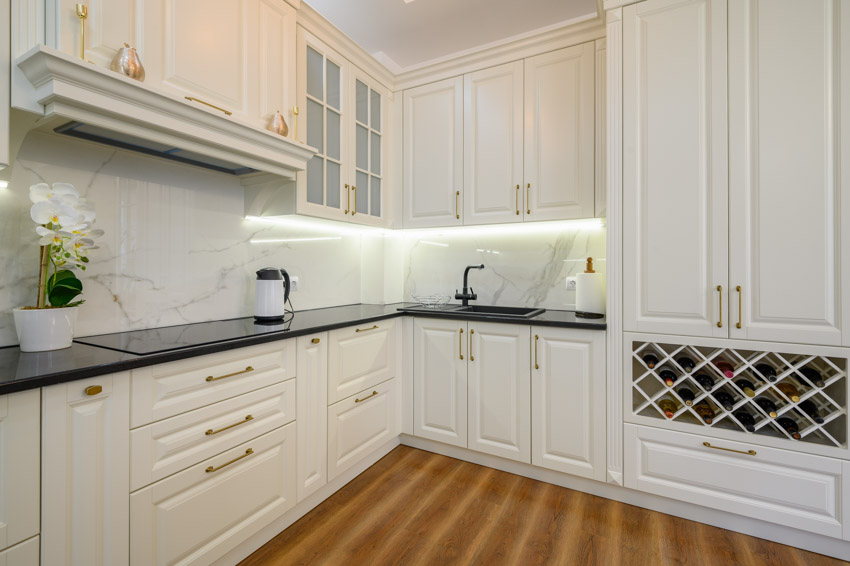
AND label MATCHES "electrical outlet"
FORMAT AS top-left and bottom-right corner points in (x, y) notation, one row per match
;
(566, 277), (577, 291)
(289, 276), (299, 292)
